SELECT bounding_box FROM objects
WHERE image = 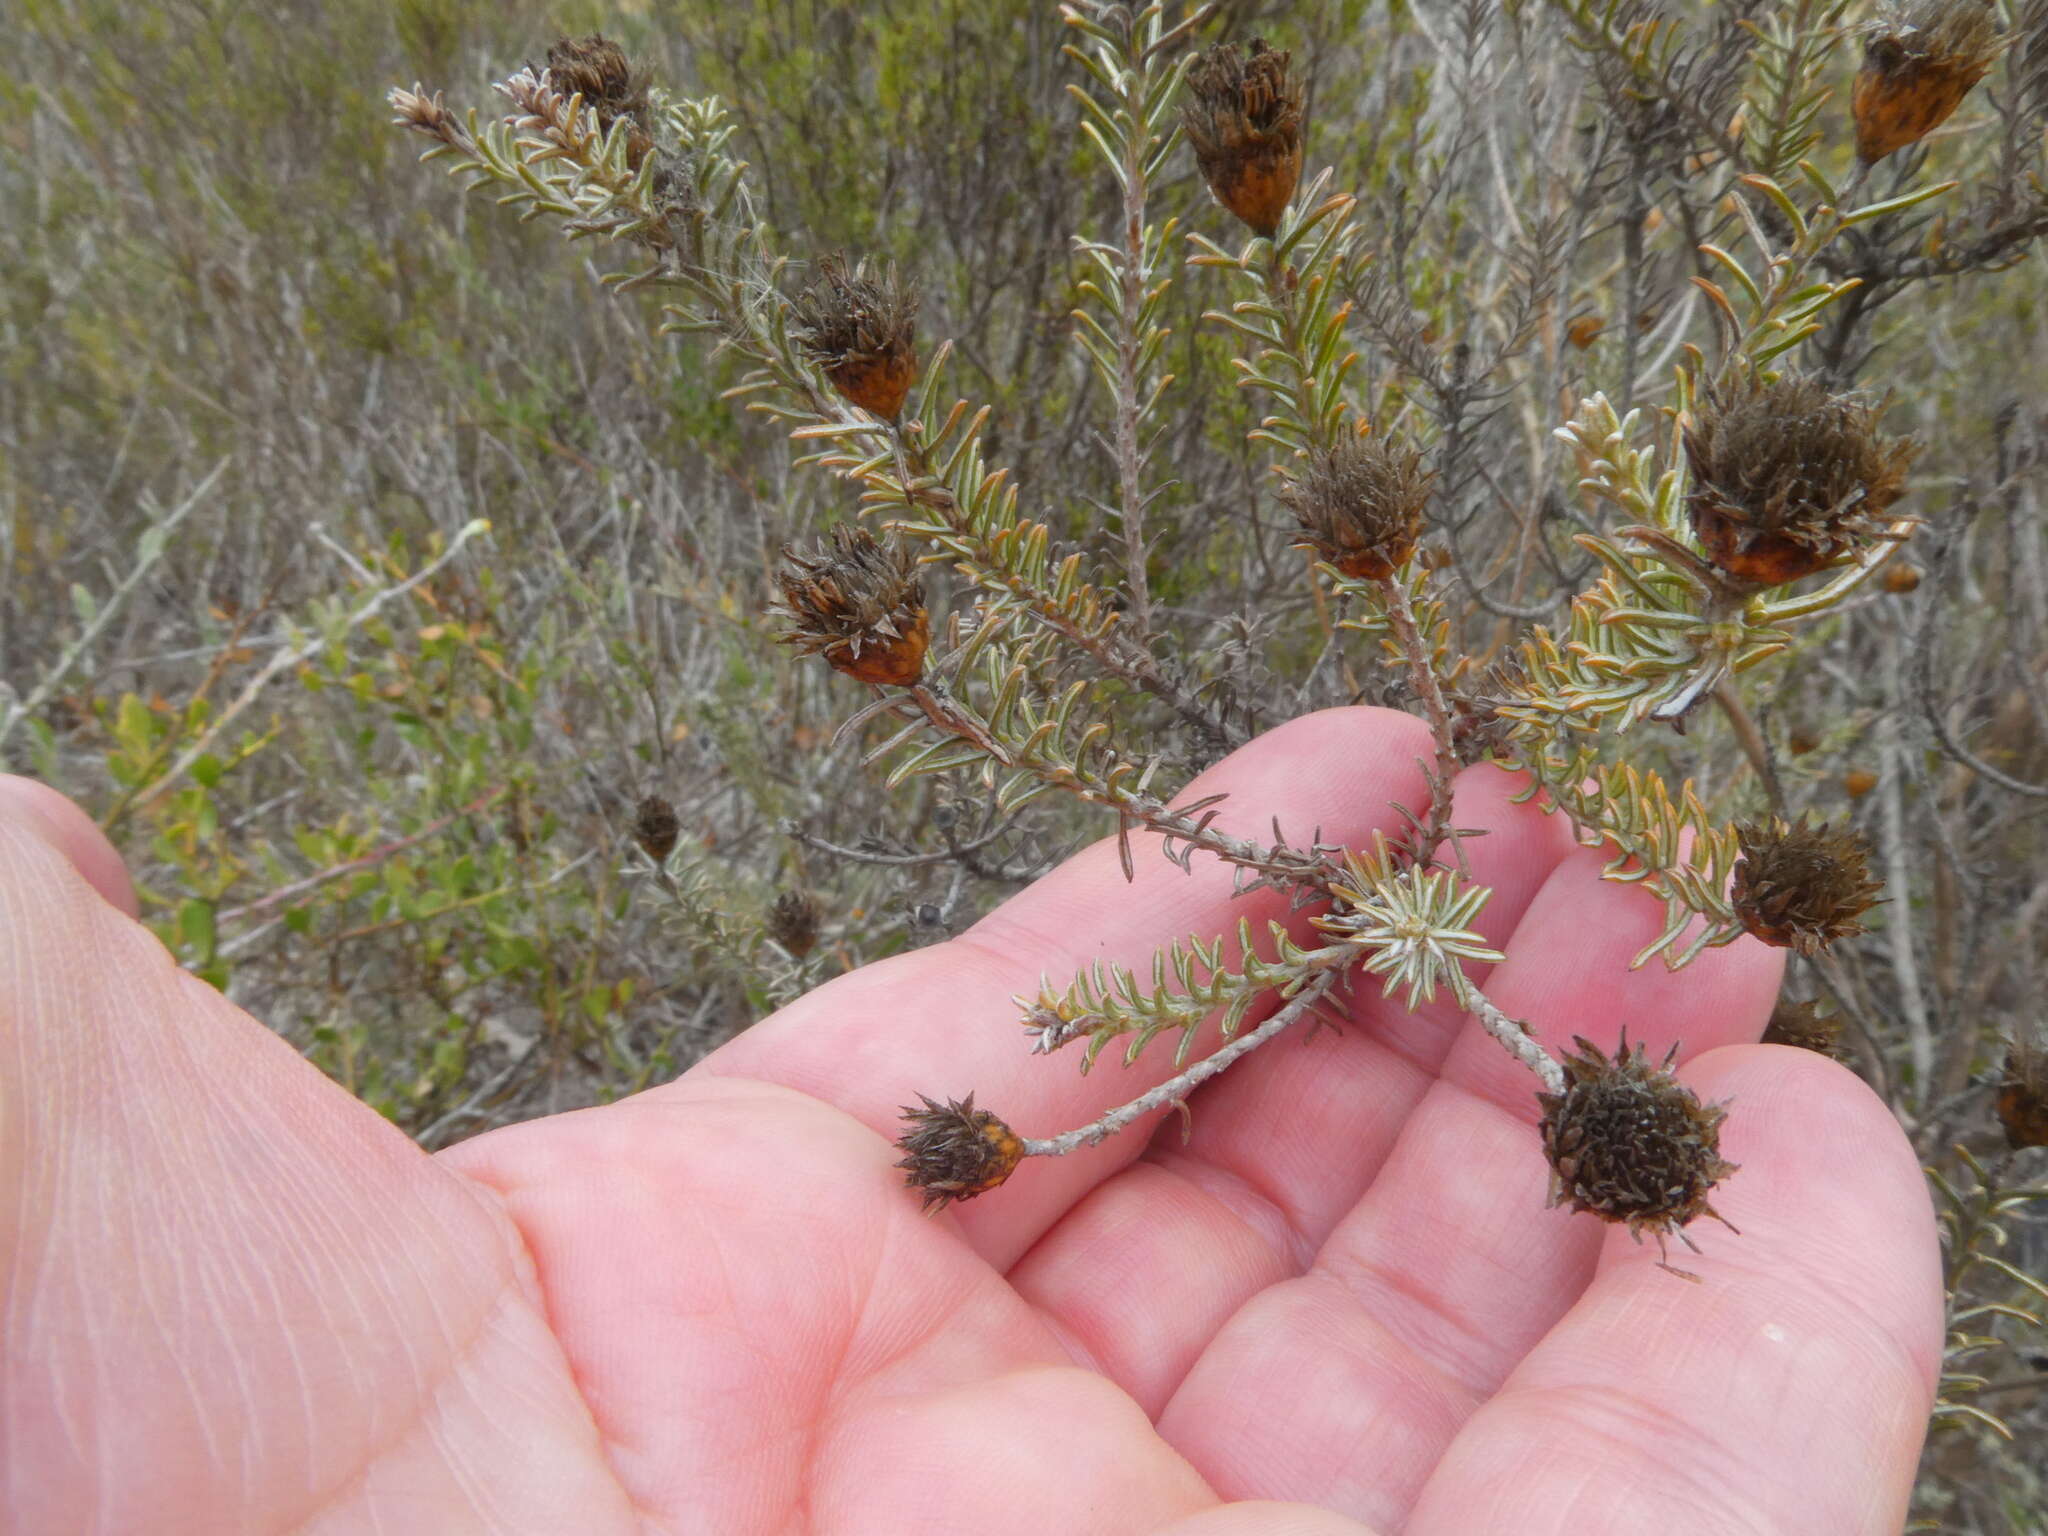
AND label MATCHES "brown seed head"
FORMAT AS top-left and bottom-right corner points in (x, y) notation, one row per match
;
(775, 524), (930, 686)
(632, 794), (680, 865)
(1995, 1033), (2048, 1150)
(1761, 996), (1846, 1060)
(1538, 1034), (1738, 1265)
(546, 34), (655, 166)
(768, 889), (822, 957)
(1732, 815), (1884, 956)
(895, 1093), (1024, 1211)
(1683, 371), (1917, 588)
(1882, 559), (1923, 593)
(1281, 434), (1434, 581)
(790, 255), (921, 419)
(1182, 39), (1305, 238)
(1853, 0), (2004, 164)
